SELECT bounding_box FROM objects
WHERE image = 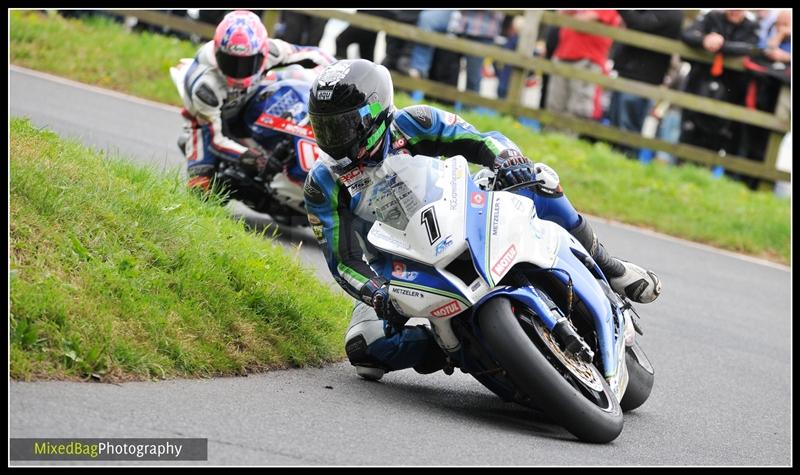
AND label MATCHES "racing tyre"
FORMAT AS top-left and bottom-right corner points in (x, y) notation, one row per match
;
(620, 342), (654, 412)
(477, 296), (623, 443)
